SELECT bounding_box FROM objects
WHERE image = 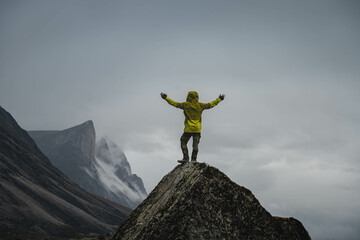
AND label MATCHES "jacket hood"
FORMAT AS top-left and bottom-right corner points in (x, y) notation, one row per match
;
(186, 91), (199, 103)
